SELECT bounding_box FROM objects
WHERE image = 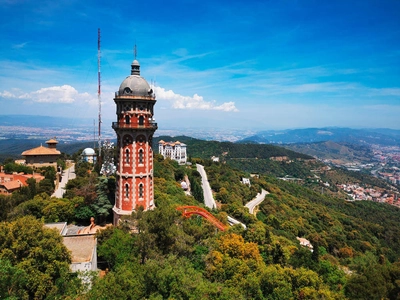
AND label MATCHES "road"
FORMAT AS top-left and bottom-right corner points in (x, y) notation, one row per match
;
(196, 164), (216, 209)
(245, 189), (269, 214)
(52, 164), (76, 198)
